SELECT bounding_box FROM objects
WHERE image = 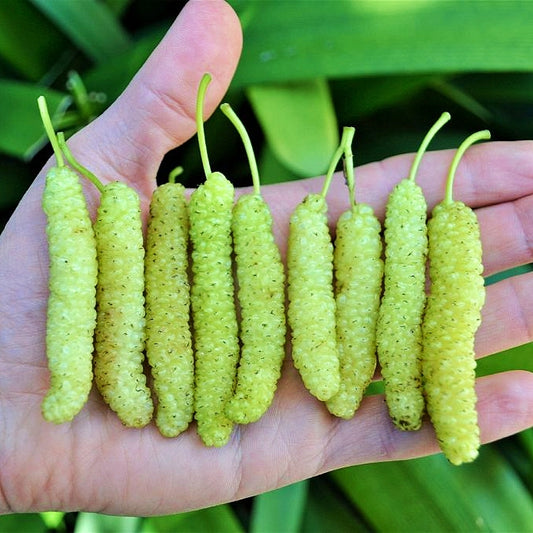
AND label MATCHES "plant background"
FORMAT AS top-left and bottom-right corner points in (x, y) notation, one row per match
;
(1, 0), (532, 531)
